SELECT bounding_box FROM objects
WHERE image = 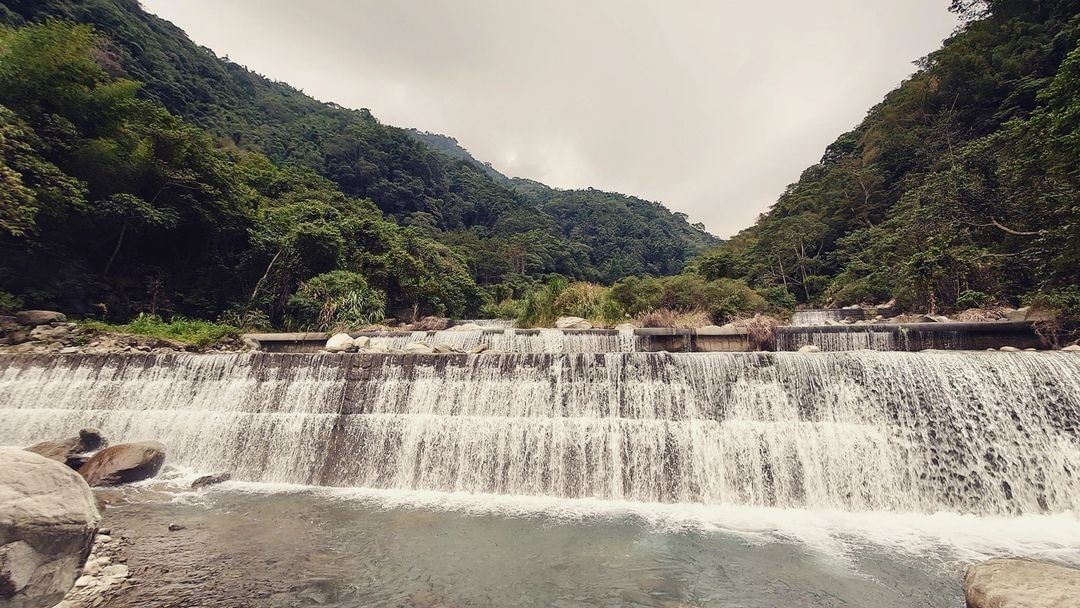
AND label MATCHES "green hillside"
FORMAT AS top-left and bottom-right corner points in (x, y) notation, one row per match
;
(0, 0), (717, 323)
(692, 0), (1079, 316)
